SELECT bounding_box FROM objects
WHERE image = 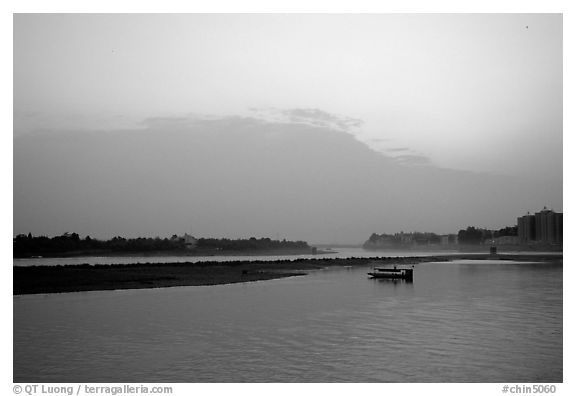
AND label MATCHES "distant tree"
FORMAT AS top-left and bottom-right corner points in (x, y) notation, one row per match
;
(458, 226), (484, 244)
(13, 233), (310, 257)
(494, 226), (518, 238)
(368, 233), (380, 243)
